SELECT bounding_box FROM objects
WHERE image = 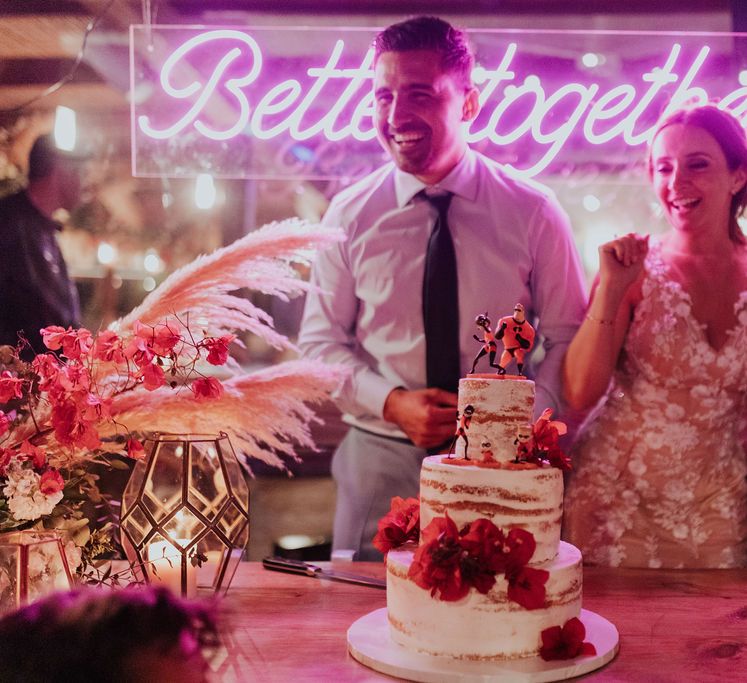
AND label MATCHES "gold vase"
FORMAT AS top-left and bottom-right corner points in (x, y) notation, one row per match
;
(0, 530), (74, 613)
